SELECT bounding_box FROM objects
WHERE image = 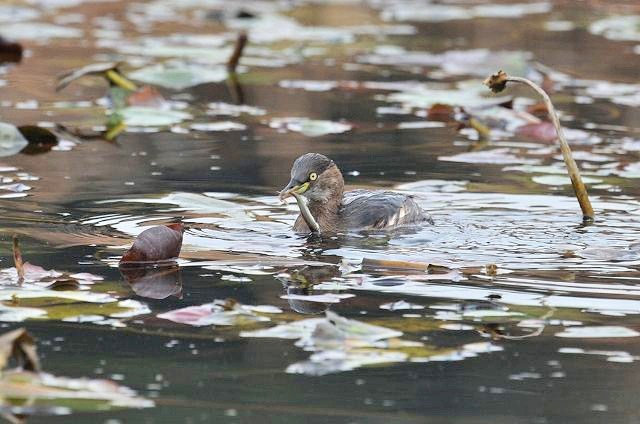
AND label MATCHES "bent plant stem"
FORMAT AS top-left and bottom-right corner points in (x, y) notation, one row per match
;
(12, 235), (24, 285)
(291, 192), (321, 234)
(484, 70), (595, 221)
